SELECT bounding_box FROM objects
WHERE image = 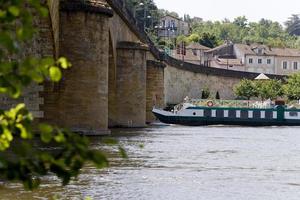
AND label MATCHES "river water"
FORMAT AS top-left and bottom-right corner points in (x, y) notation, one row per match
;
(1, 125), (300, 200)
